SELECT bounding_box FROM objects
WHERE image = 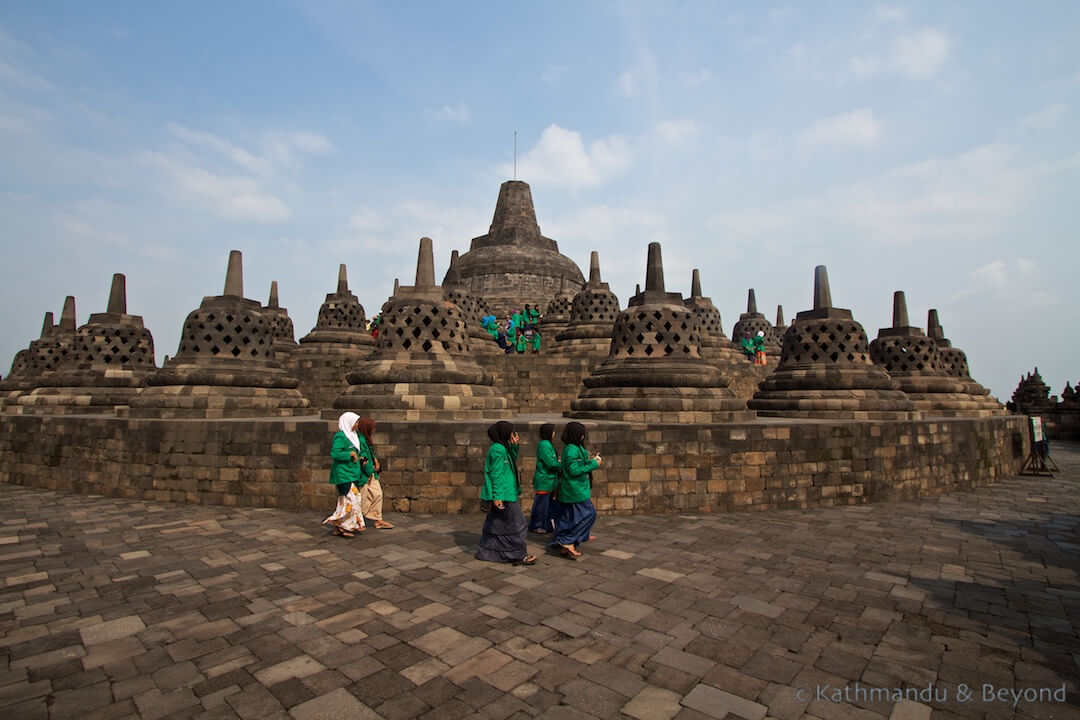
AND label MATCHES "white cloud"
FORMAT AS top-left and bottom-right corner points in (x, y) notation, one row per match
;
(1016, 257), (1036, 275)
(1019, 103), (1067, 130)
(892, 29), (949, 77)
(508, 125), (632, 189)
(347, 206), (388, 232)
(168, 125), (333, 172)
(262, 131), (333, 166)
(618, 71), (637, 98)
(426, 102), (470, 125)
(849, 56), (881, 77)
(168, 124), (269, 174)
(142, 151), (291, 223)
(874, 5), (906, 23)
(801, 109), (882, 148)
(655, 119), (701, 147)
(0, 60), (51, 90)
